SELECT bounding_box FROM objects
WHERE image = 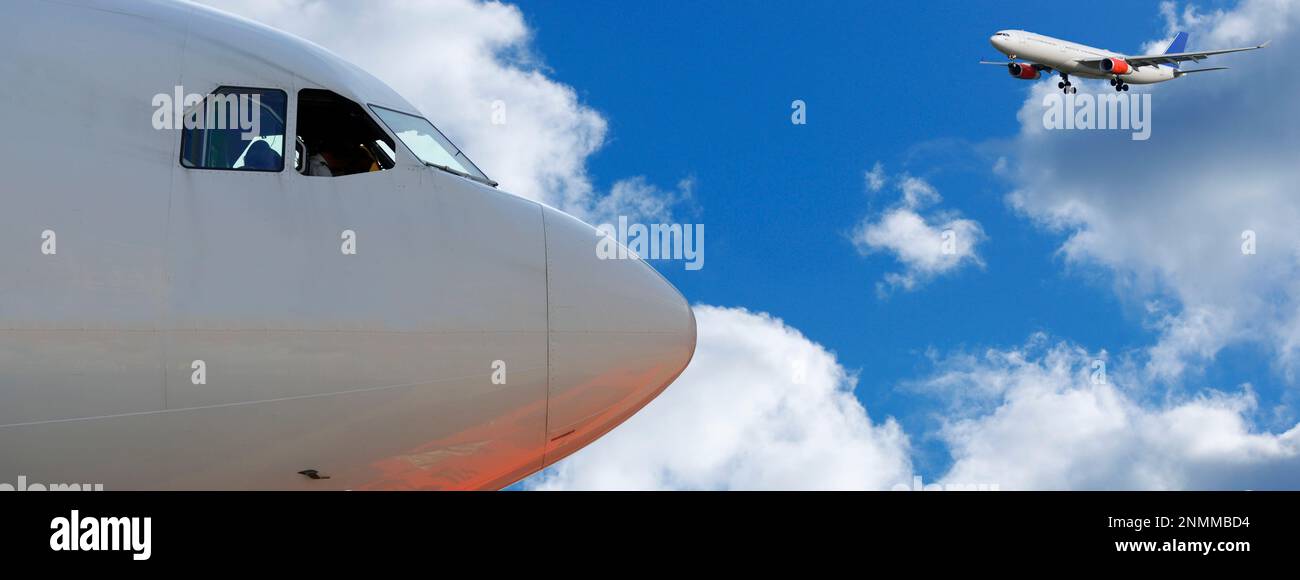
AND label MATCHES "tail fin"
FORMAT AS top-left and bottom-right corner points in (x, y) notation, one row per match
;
(1163, 32), (1189, 68)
